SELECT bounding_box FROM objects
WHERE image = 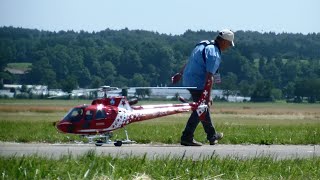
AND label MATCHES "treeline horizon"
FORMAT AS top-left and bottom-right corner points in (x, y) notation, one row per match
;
(0, 26), (320, 102)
